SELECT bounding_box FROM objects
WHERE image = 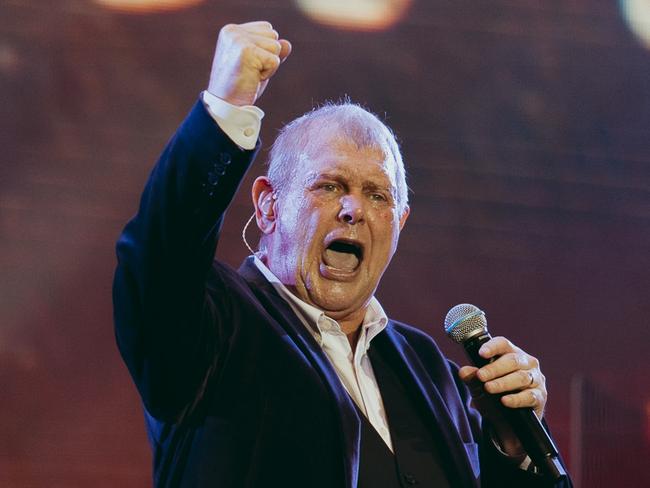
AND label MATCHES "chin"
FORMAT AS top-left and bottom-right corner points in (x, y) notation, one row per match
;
(309, 281), (370, 317)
